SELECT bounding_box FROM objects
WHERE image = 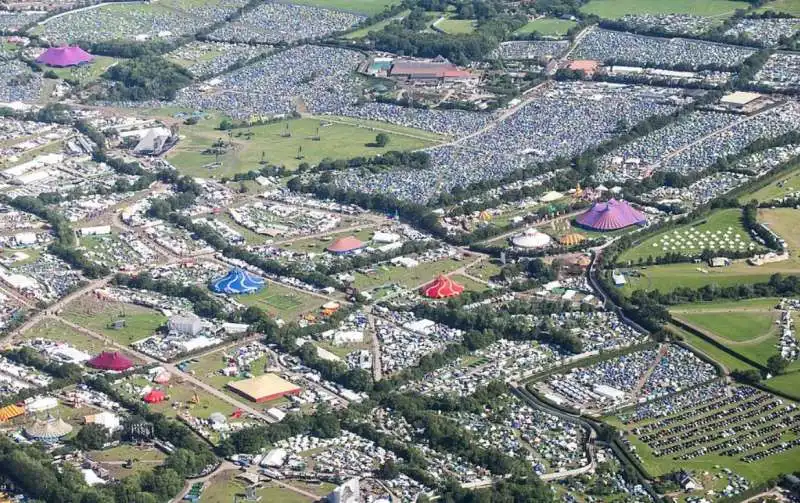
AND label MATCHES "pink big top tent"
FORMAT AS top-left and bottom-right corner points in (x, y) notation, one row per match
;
(36, 46), (94, 67)
(576, 199), (646, 231)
